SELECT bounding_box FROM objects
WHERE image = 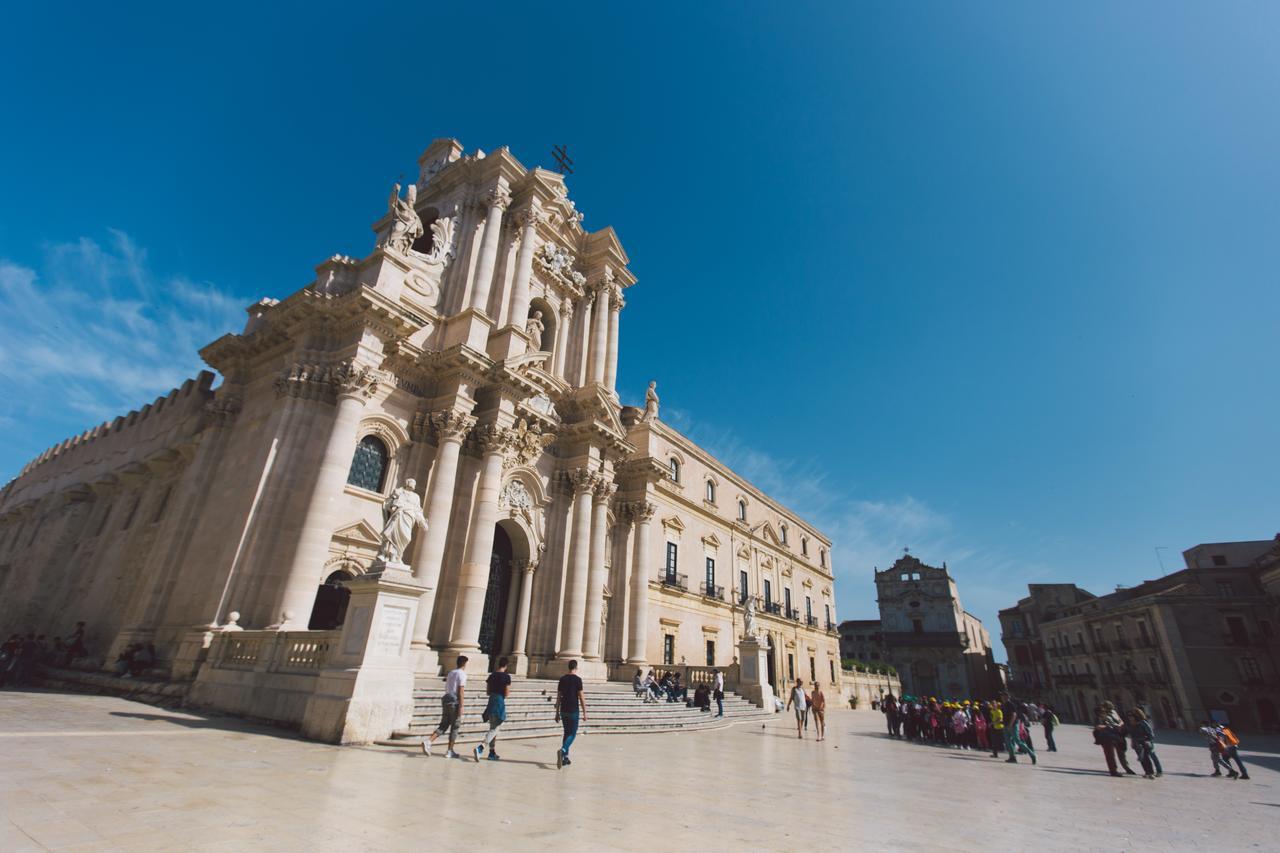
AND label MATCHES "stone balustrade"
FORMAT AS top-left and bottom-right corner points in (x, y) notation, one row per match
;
(207, 630), (340, 675)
